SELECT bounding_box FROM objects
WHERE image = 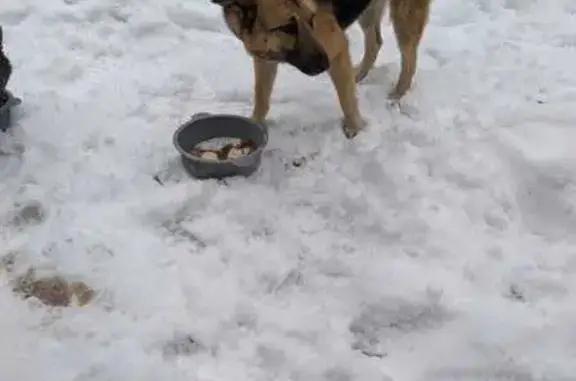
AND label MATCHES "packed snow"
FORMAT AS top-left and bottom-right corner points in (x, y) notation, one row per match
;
(1, 0), (576, 380)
